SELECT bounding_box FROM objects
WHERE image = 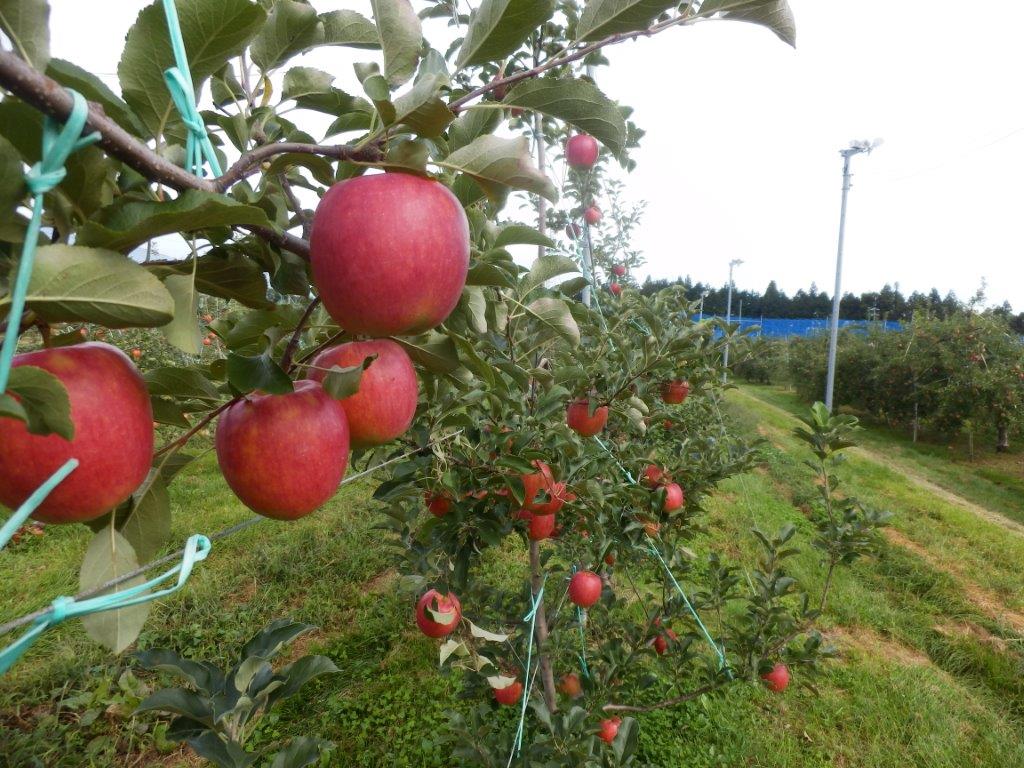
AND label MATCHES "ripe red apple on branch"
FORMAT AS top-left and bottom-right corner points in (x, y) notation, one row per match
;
(663, 482), (685, 512)
(215, 381), (350, 520)
(612, 265), (626, 277)
(761, 663), (790, 693)
(558, 673), (582, 698)
(306, 339), (418, 448)
(584, 206), (601, 225)
(641, 464), (664, 488)
(520, 460), (572, 515)
(493, 678), (523, 705)
(609, 282), (622, 297)
(425, 492), (451, 517)
(660, 379), (690, 405)
(569, 570), (603, 607)
(598, 717), (621, 744)
(566, 398), (608, 437)
(526, 510), (557, 541)
(416, 589), (461, 638)
(0, 343), (153, 524)
(566, 133), (599, 169)
(310, 172), (470, 336)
